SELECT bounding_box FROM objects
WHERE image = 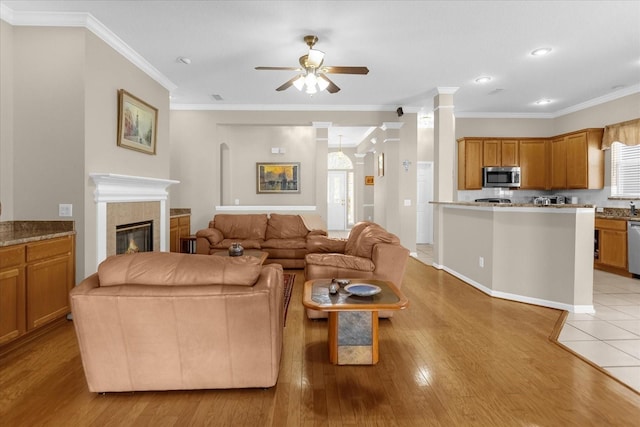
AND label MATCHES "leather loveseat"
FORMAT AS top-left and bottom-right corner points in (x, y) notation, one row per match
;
(304, 221), (409, 319)
(70, 252), (284, 392)
(195, 213), (326, 269)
